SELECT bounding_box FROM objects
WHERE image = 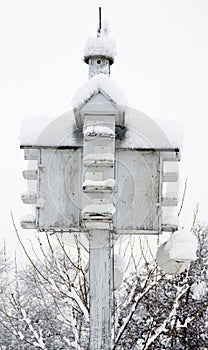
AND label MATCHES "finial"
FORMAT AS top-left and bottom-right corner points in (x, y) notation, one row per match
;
(84, 8), (117, 78)
(97, 7), (102, 37)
